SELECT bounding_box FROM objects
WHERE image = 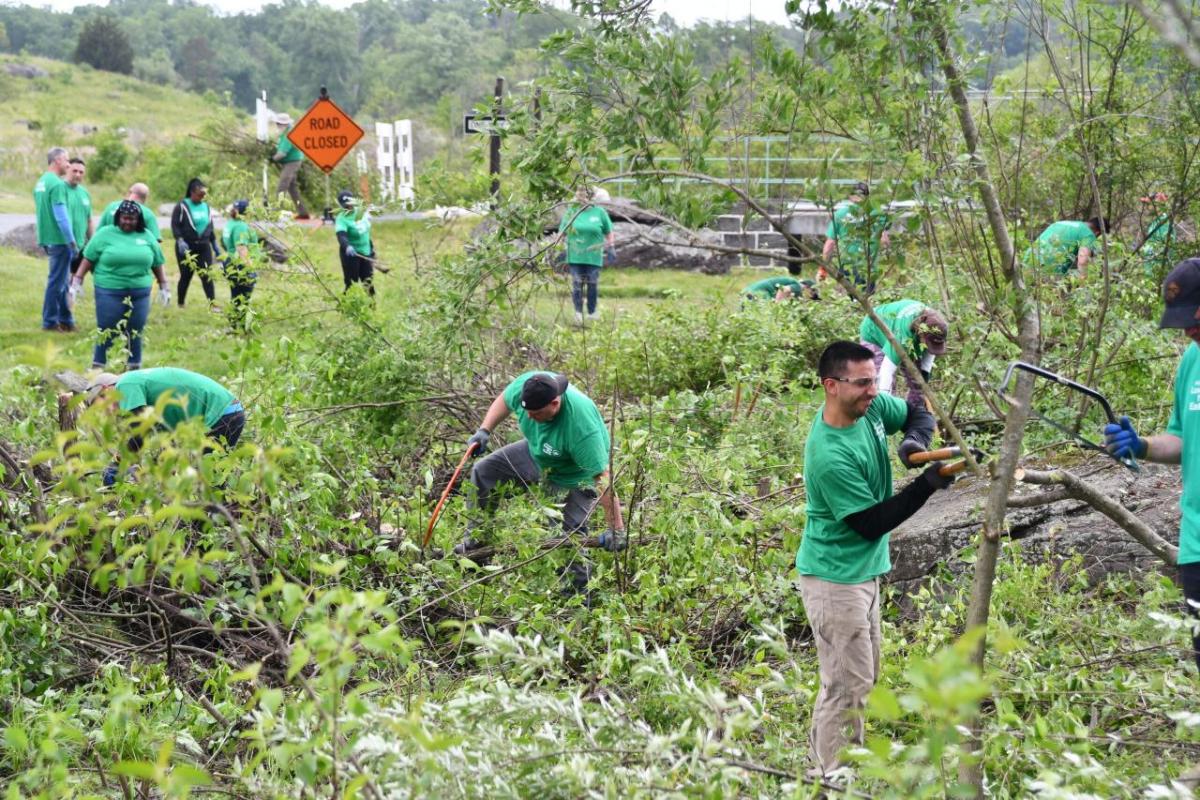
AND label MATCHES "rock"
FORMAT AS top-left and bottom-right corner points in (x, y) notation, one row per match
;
(0, 223), (42, 257)
(887, 456), (1181, 611)
(249, 224), (291, 263)
(5, 63), (48, 79)
(608, 222), (734, 273)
